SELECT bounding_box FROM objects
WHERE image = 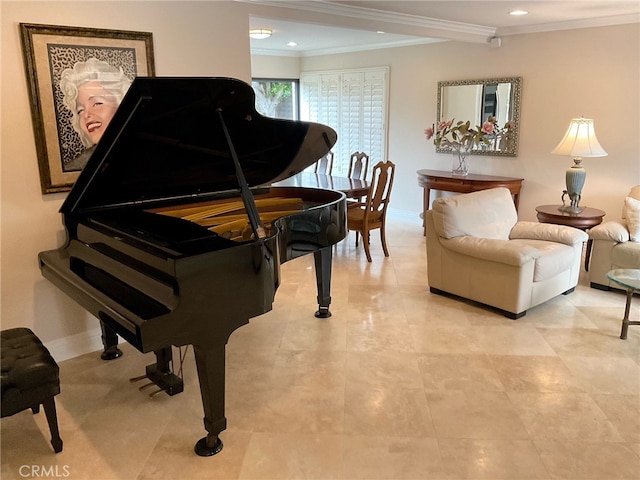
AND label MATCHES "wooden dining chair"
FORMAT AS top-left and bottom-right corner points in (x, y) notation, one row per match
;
(314, 151), (334, 175)
(348, 151), (369, 180)
(347, 160), (395, 262)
